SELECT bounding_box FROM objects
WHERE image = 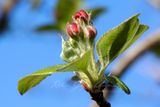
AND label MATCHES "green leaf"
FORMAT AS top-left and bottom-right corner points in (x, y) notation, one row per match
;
(18, 50), (92, 95)
(96, 14), (141, 68)
(18, 65), (63, 95)
(122, 24), (149, 51)
(106, 75), (131, 95)
(88, 7), (106, 20)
